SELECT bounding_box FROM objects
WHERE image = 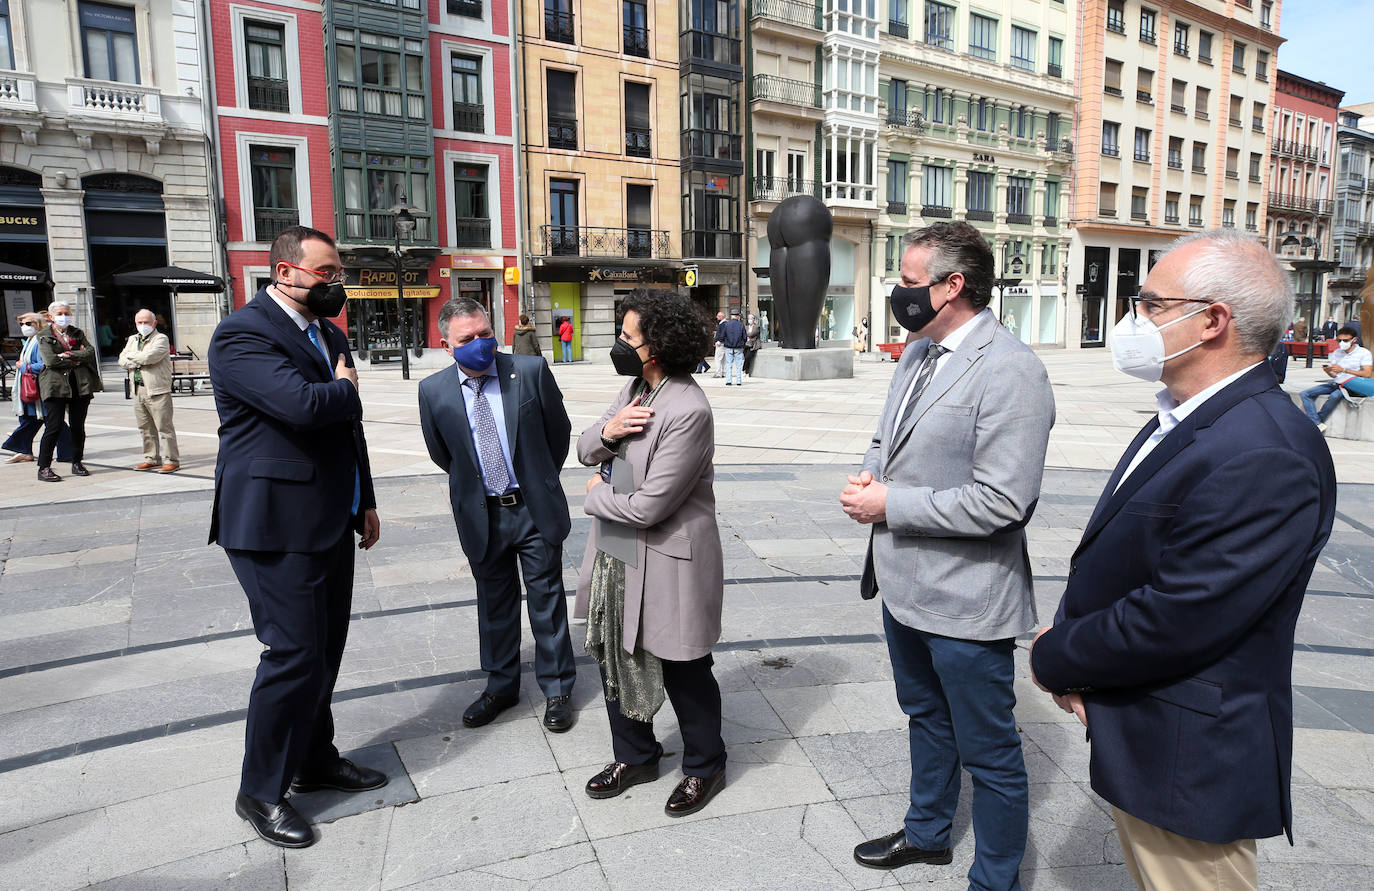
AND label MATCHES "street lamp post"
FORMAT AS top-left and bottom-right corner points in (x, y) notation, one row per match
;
(996, 242), (1025, 327)
(1281, 231), (1328, 369)
(392, 206), (417, 381)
